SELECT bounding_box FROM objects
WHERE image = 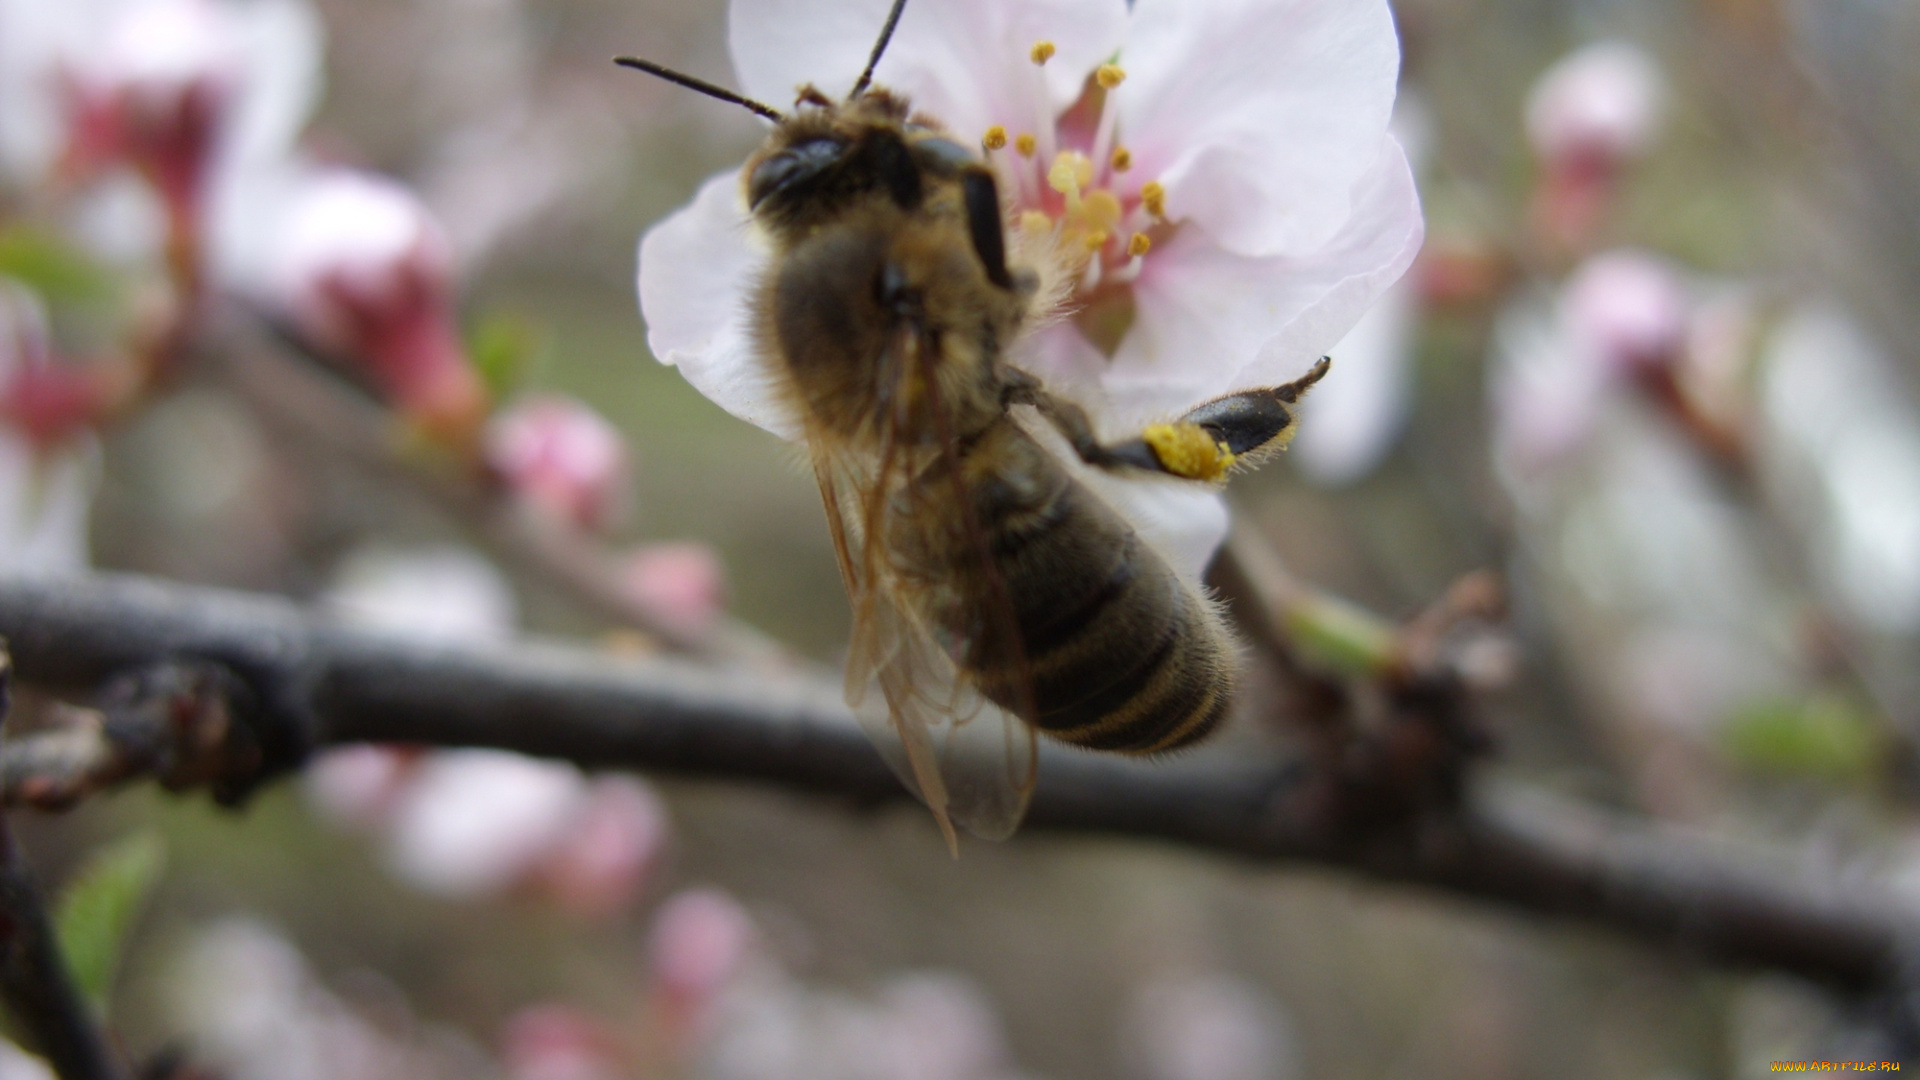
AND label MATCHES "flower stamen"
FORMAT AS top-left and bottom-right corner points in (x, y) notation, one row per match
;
(1110, 146), (1132, 172)
(1140, 180), (1167, 220)
(1015, 133), (1037, 158)
(1029, 41), (1056, 65)
(982, 125), (1008, 151)
(1089, 65), (1128, 184)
